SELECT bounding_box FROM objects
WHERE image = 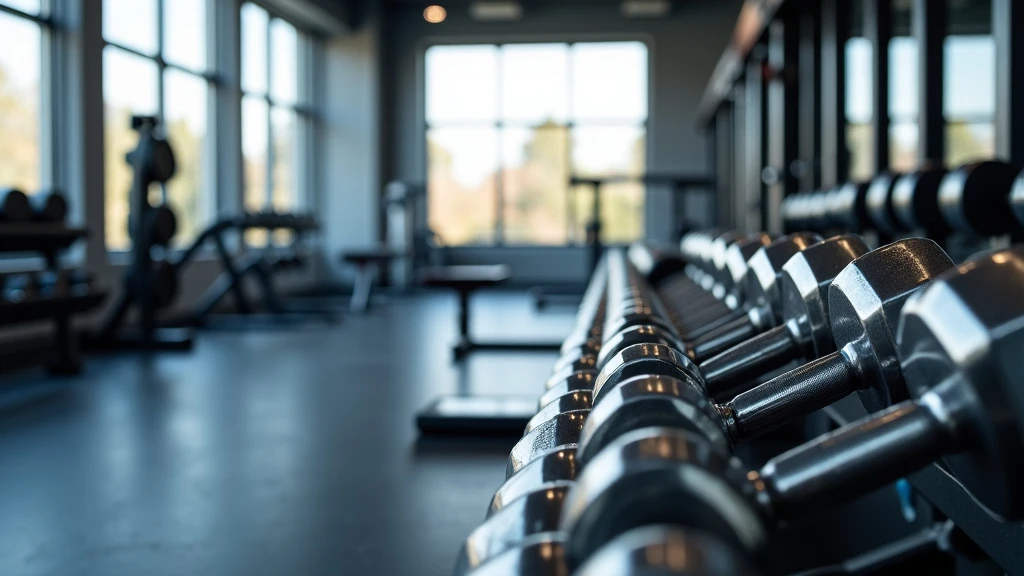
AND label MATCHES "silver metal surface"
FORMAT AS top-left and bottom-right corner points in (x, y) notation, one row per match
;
(506, 410), (589, 478)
